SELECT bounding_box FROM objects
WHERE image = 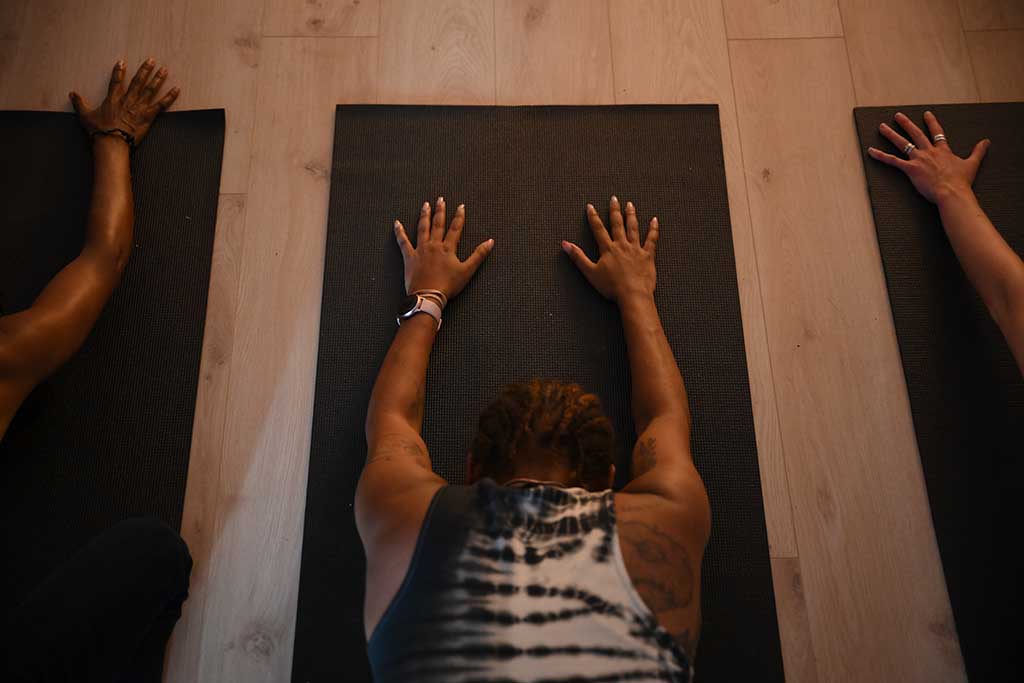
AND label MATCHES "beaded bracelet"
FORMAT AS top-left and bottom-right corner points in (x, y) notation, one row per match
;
(90, 128), (136, 149)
